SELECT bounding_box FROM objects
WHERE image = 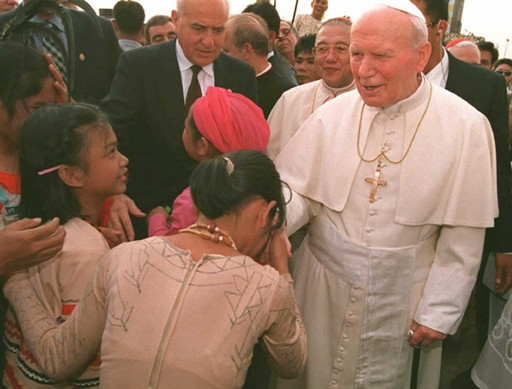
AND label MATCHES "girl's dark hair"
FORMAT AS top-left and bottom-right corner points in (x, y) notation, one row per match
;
(19, 103), (110, 224)
(190, 150), (287, 231)
(187, 109), (221, 155)
(0, 41), (51, 120)
(188, 113), (203, 141)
